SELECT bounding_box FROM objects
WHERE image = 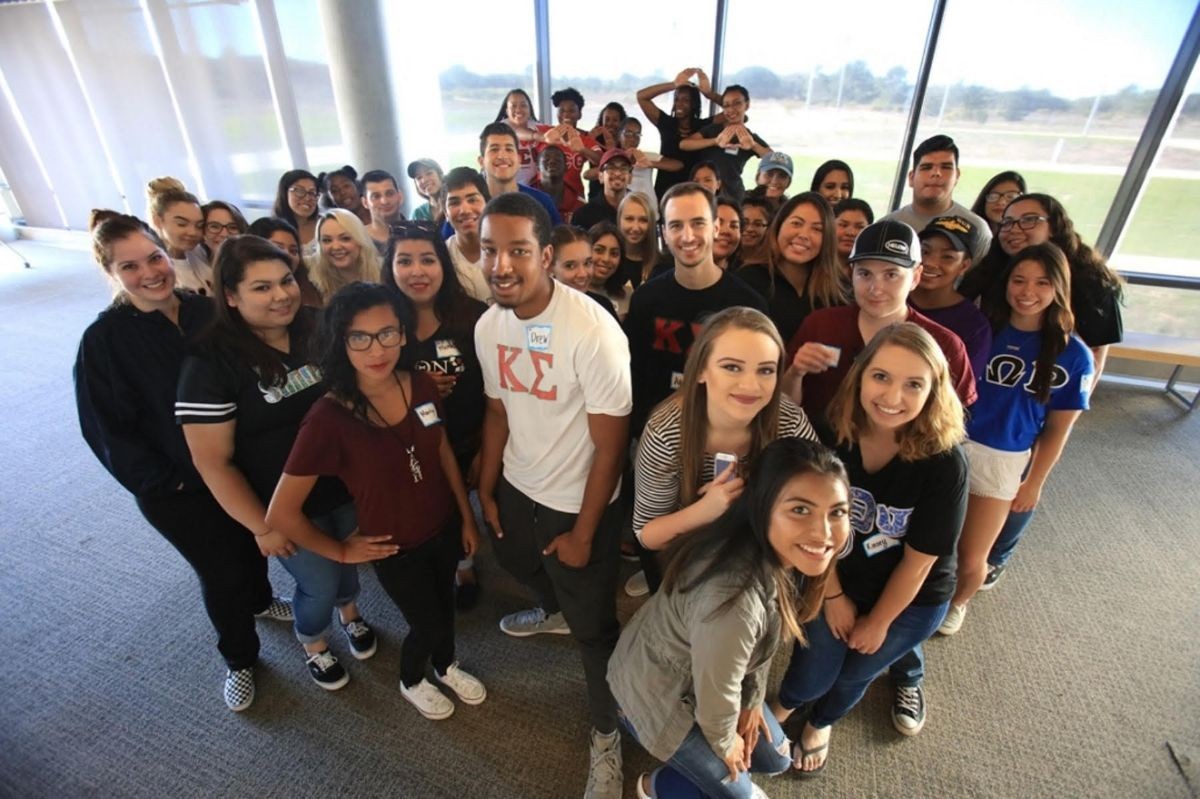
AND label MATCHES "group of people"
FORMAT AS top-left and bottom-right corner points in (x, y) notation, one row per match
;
(74, 70), (1123, 799)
